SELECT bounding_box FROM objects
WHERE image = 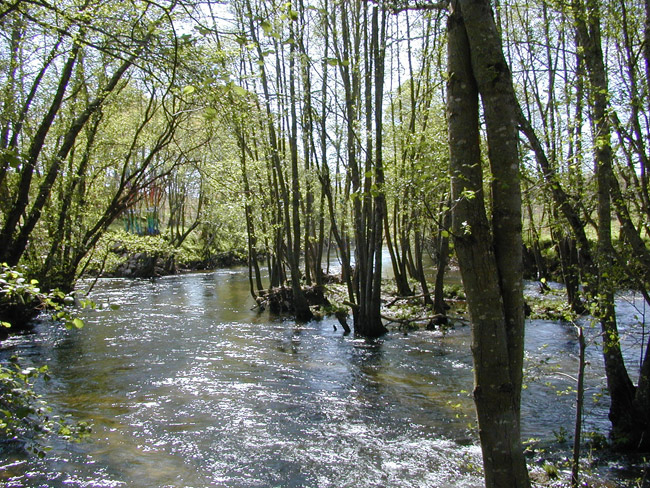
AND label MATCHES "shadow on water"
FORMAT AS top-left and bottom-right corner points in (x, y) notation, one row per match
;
(0, 270), (648, 487)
